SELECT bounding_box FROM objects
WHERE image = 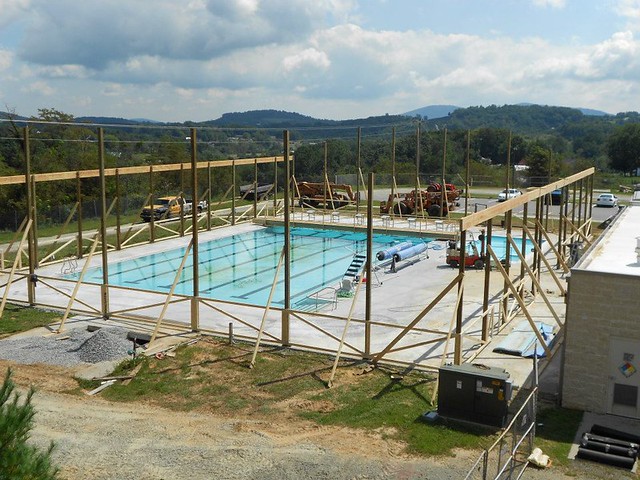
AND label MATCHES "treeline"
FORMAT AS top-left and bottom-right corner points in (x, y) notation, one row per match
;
(1, 104), (640, 229)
